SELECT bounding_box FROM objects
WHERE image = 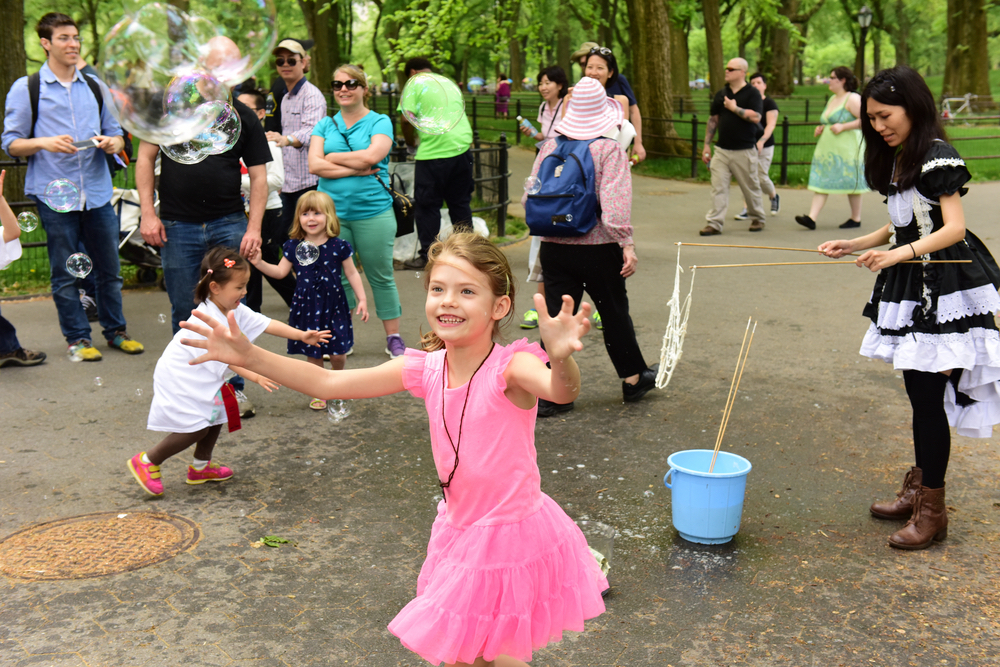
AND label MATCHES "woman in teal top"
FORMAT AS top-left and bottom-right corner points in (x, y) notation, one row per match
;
(309, 64), (406, 358)
(796, 66), (868, 231)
